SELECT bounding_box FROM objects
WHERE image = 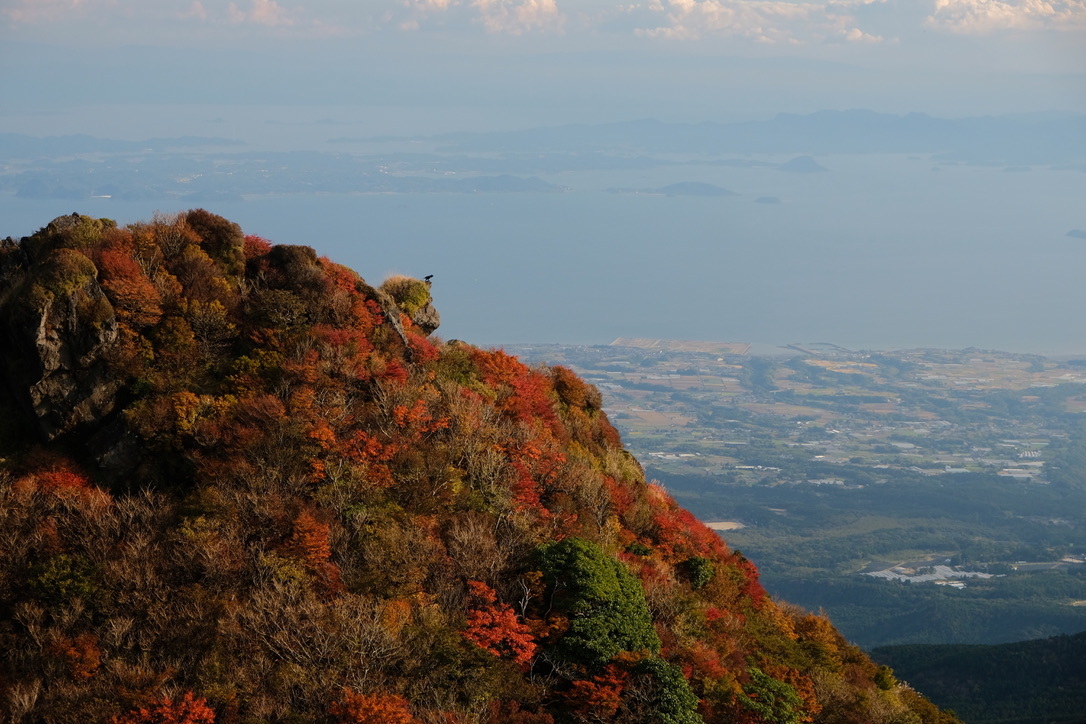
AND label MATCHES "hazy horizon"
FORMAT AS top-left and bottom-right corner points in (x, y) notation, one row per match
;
(2, 0), (1085, 355)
